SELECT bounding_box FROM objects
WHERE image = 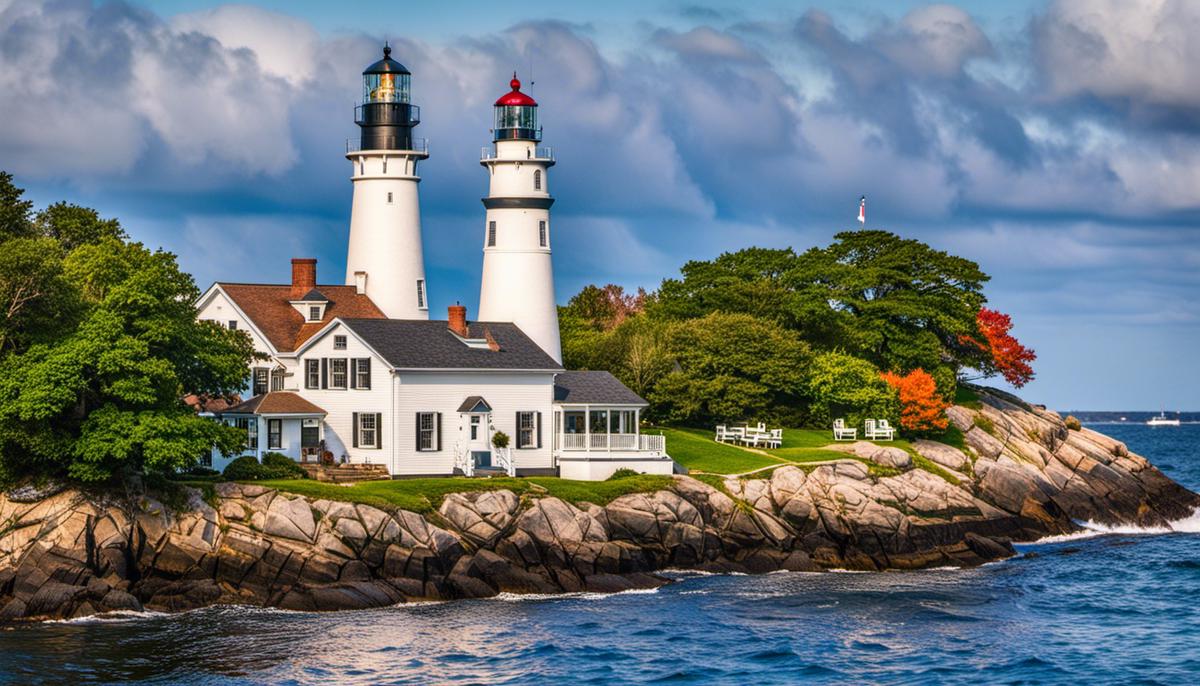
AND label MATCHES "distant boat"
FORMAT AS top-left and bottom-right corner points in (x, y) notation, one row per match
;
(1147, 411), (1181, 427)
